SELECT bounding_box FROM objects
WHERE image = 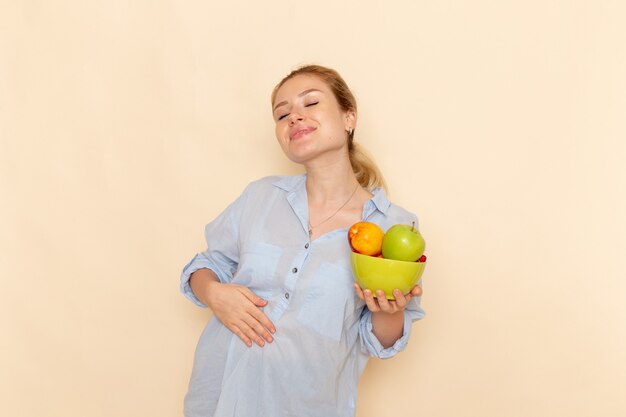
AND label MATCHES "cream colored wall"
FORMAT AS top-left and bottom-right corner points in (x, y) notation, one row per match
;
(1, 1), (625, 416)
